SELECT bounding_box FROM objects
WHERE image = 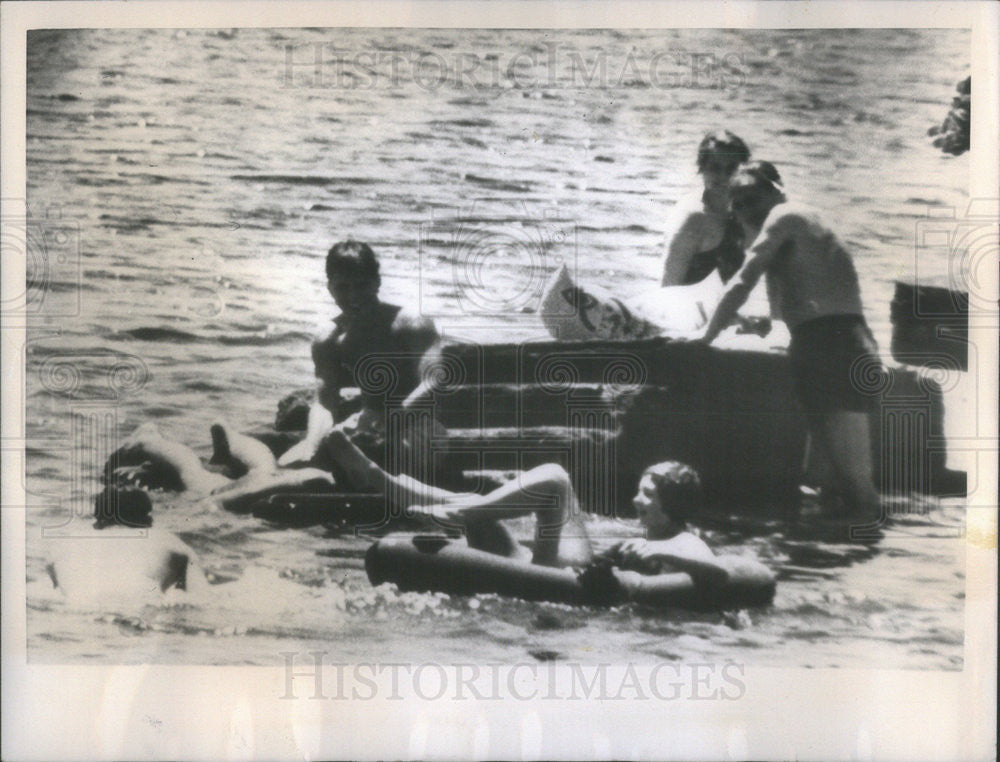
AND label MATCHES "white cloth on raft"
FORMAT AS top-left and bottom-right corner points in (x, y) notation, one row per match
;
(539, 264), (774, 343)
